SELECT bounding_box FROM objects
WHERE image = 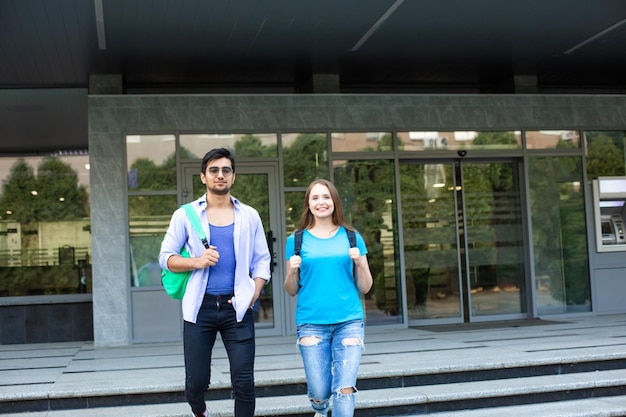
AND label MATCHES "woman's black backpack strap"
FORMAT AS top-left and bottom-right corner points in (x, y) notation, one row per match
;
(346, 228), (357, 248)
(294, 229), (304, 256)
